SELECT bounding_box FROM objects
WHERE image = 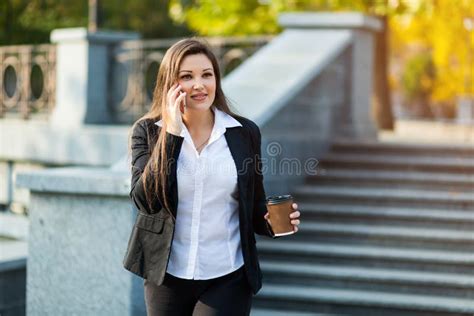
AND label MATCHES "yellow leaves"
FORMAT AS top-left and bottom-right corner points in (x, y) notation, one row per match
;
(391, 0), (474, 104)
